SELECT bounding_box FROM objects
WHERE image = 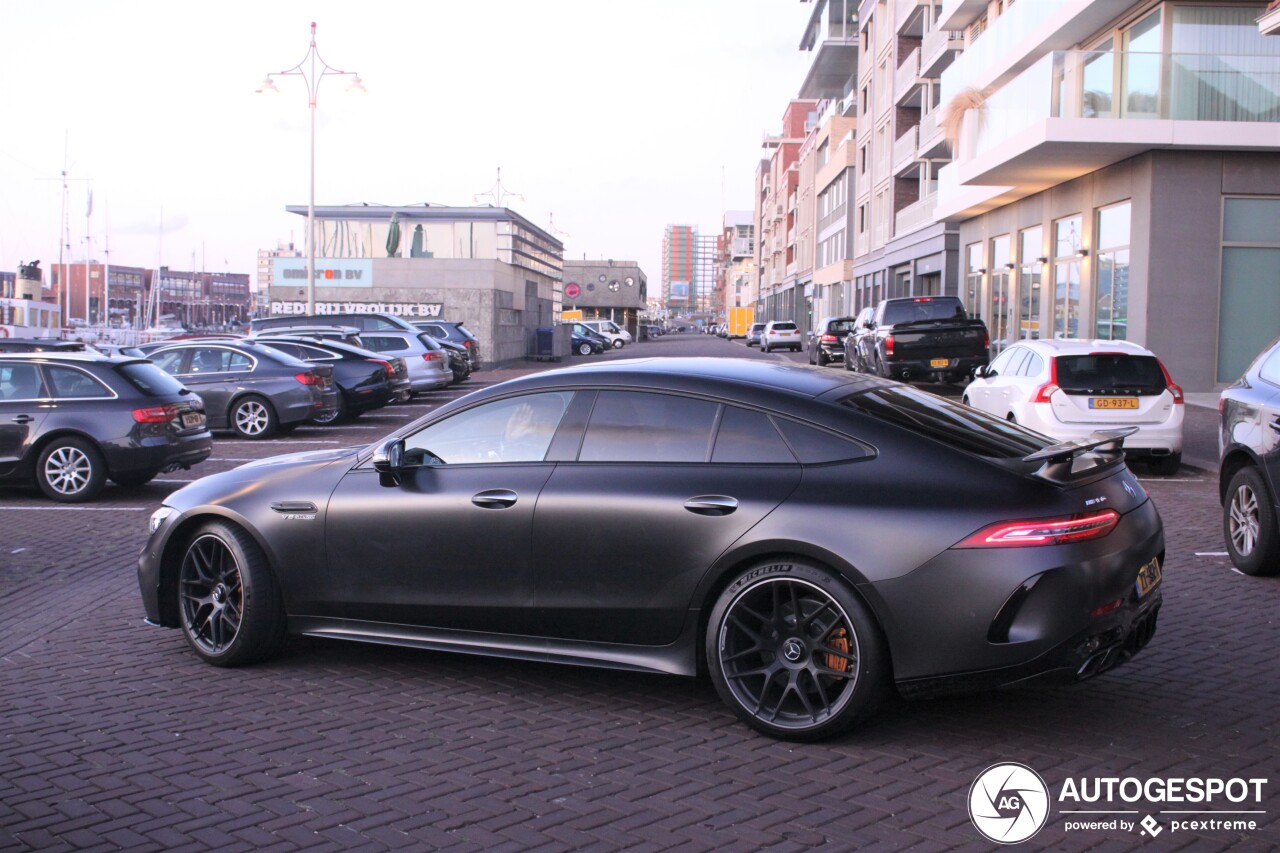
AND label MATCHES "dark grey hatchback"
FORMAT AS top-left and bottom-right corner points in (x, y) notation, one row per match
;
(1219, 336), (1280, 576)
(139, 358), (1163, 740)
(0, 352), (212, 501)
